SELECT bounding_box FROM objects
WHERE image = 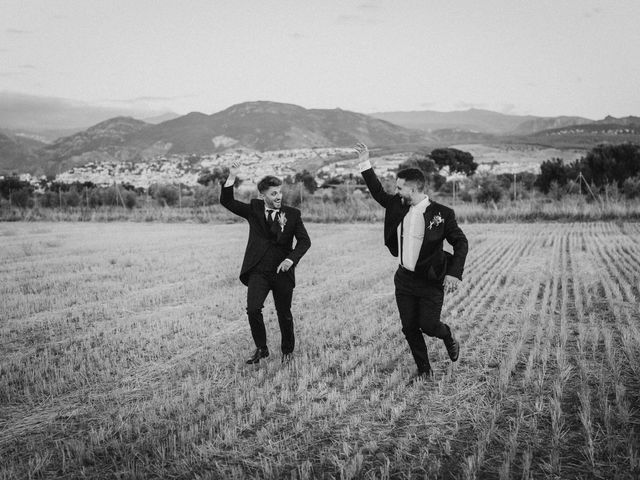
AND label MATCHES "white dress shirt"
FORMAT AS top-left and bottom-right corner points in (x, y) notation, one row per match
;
(398, 196), (430, 271)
